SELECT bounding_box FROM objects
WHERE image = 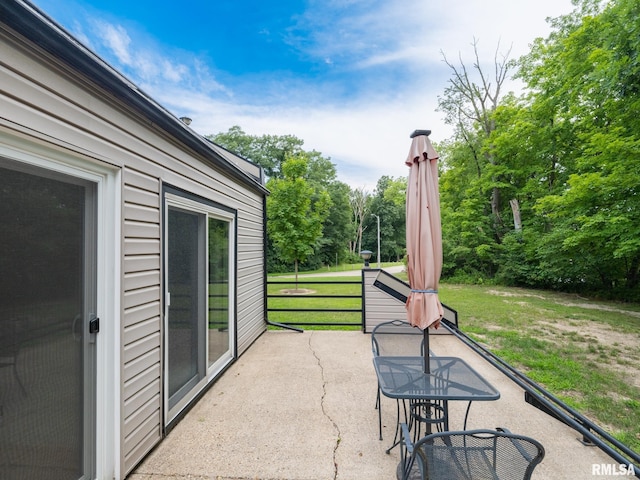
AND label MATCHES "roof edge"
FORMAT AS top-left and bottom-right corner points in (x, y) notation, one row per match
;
(1, 0), (268, 195)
